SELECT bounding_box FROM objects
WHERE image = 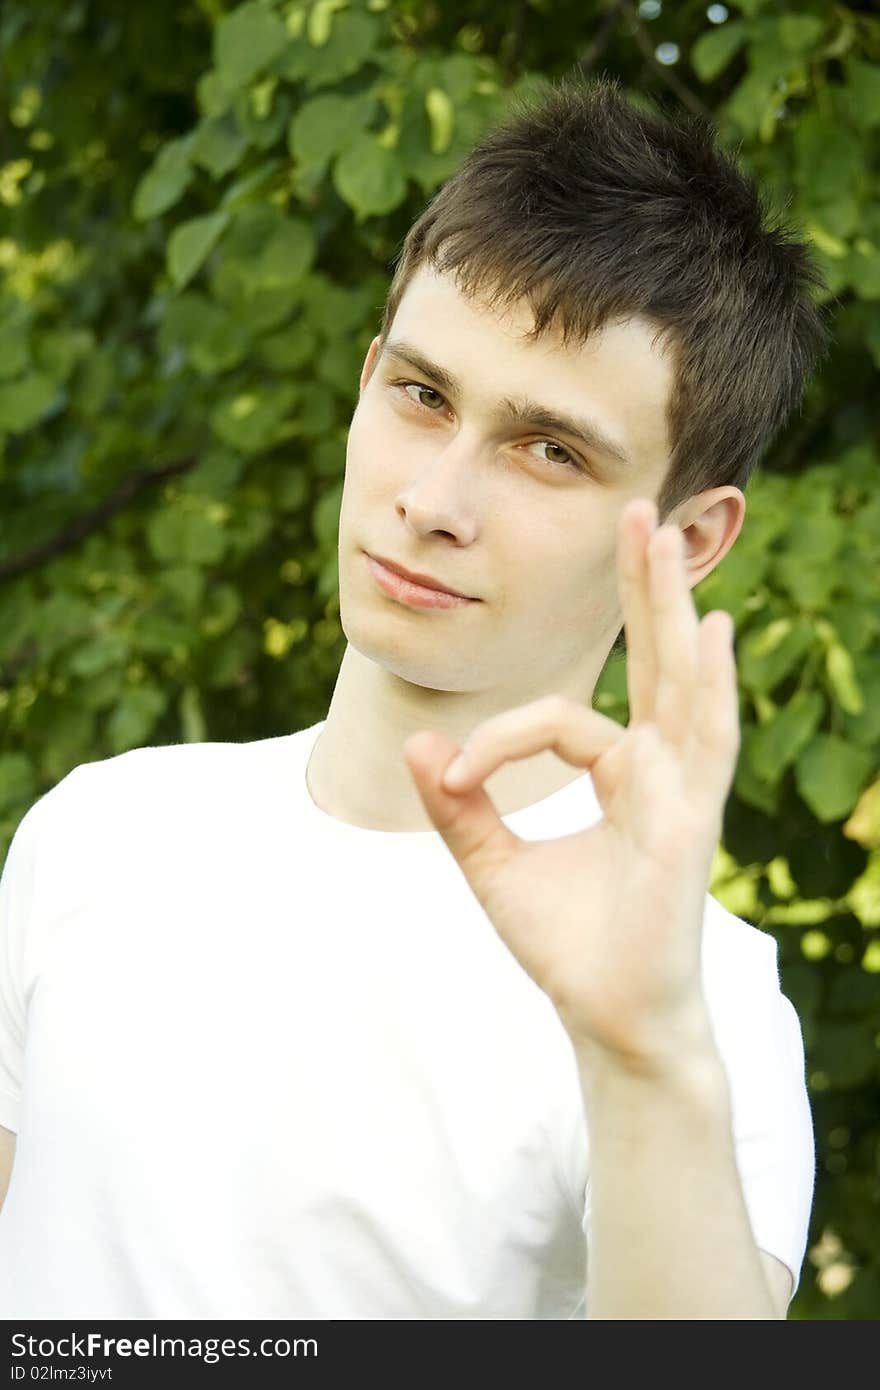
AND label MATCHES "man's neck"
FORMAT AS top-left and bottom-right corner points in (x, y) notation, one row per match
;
(303, 644), (596, 834)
